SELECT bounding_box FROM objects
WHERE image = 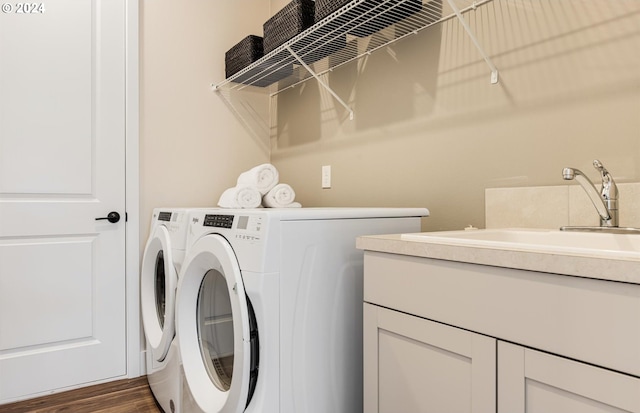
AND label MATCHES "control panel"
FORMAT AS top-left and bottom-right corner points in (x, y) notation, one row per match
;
(202, 213), (264, 243)
(158, 211), (172, 222)
(204, 214), (234, 229)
